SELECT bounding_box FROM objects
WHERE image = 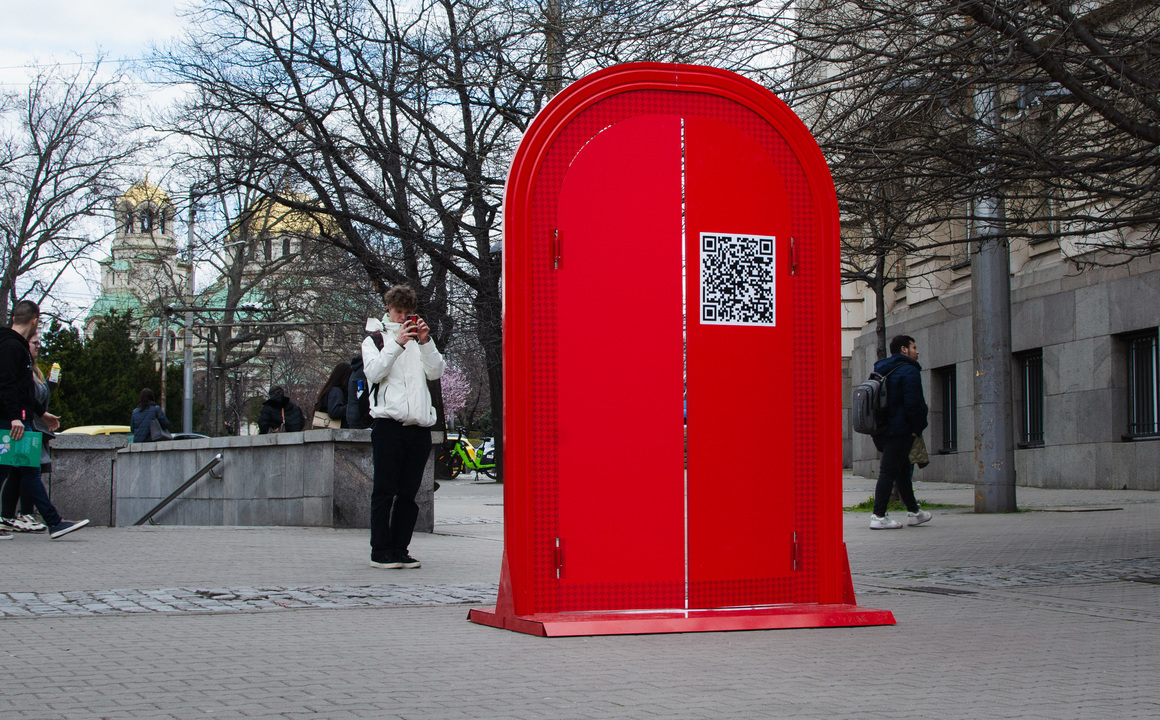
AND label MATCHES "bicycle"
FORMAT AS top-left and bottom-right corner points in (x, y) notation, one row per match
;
(438, 432), (497, 479)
